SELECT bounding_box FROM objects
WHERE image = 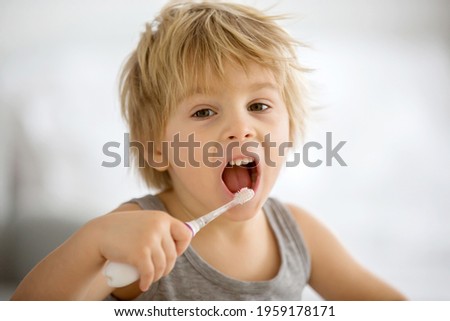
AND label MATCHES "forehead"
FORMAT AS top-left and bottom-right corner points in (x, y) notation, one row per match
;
(182, 61), (281, 98)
